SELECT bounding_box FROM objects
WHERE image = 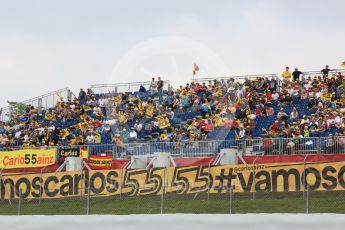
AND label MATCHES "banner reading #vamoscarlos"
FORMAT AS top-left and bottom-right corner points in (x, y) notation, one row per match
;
(2, 161), (345, 199)
(0, 149), (56, 169)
